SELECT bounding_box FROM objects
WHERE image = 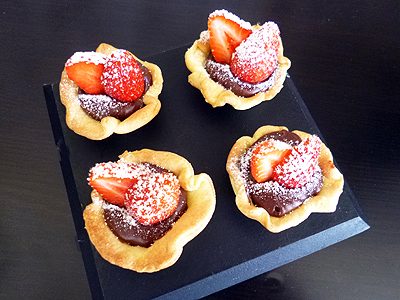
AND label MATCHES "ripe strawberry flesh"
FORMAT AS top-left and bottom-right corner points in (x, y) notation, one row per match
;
(89, 177), (136, 206)
(88, 161), (143, 206)
(208, 14), (252, 64)
(125, 172), (180, 225)
(66, 59), (105, 94)
(101, 50), (145, 102)
(272, 135), (322, 188)
(250, 140), (291, 183)
(230, 22), (280, 84)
